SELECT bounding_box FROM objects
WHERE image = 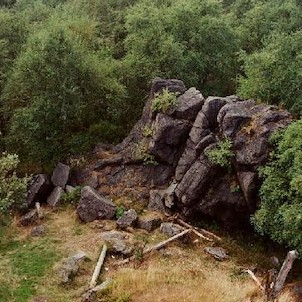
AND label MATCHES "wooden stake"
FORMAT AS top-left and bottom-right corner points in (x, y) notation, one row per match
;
(117, 229), (192, 265)
(35, 202), (43, 219)
(89, 244), (107, 289)
(268, 250), (299, 300)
